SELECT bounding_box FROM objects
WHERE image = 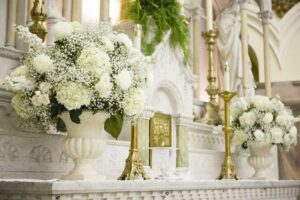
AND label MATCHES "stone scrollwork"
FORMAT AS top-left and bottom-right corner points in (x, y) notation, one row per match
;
(30, 145), (52, 164)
